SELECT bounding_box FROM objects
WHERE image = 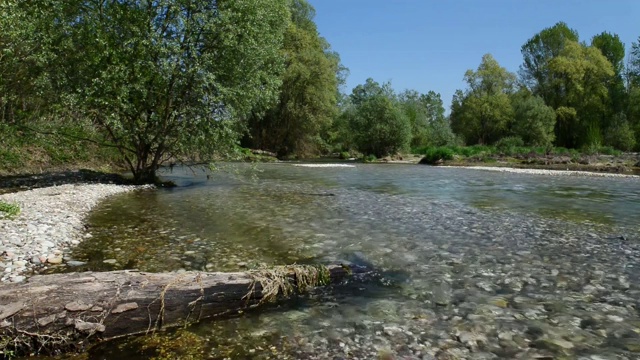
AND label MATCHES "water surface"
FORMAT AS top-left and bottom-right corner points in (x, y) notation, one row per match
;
(65, 164), (640, 359)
